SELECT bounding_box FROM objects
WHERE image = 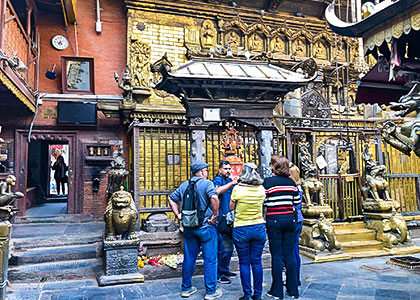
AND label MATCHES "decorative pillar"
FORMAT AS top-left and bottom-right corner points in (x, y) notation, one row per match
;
(190, 129), (206, 163)
(257, 130), (273, 178)
(0, 221), (10, 300)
